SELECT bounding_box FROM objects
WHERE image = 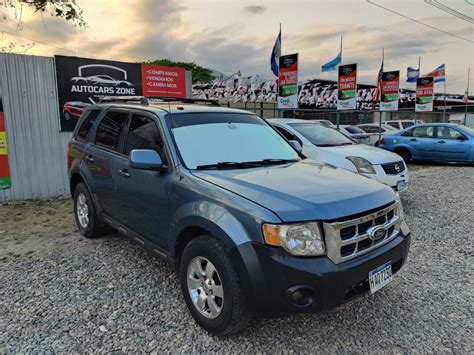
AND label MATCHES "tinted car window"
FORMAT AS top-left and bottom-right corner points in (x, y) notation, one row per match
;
(95, 111), (129, 151)
(289, 123), (353, 146)
(76, 109), (101, 142)
(344, 126), (365, 134)
(387, 122), (399, 129)
(359, 126), (378, 133)
(437, 127), (464, 140)
(402, 122), (414, 129)
(124, 114), (167, 164)
(412, 126), (434, 138)
(274, 125), (295, 140)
